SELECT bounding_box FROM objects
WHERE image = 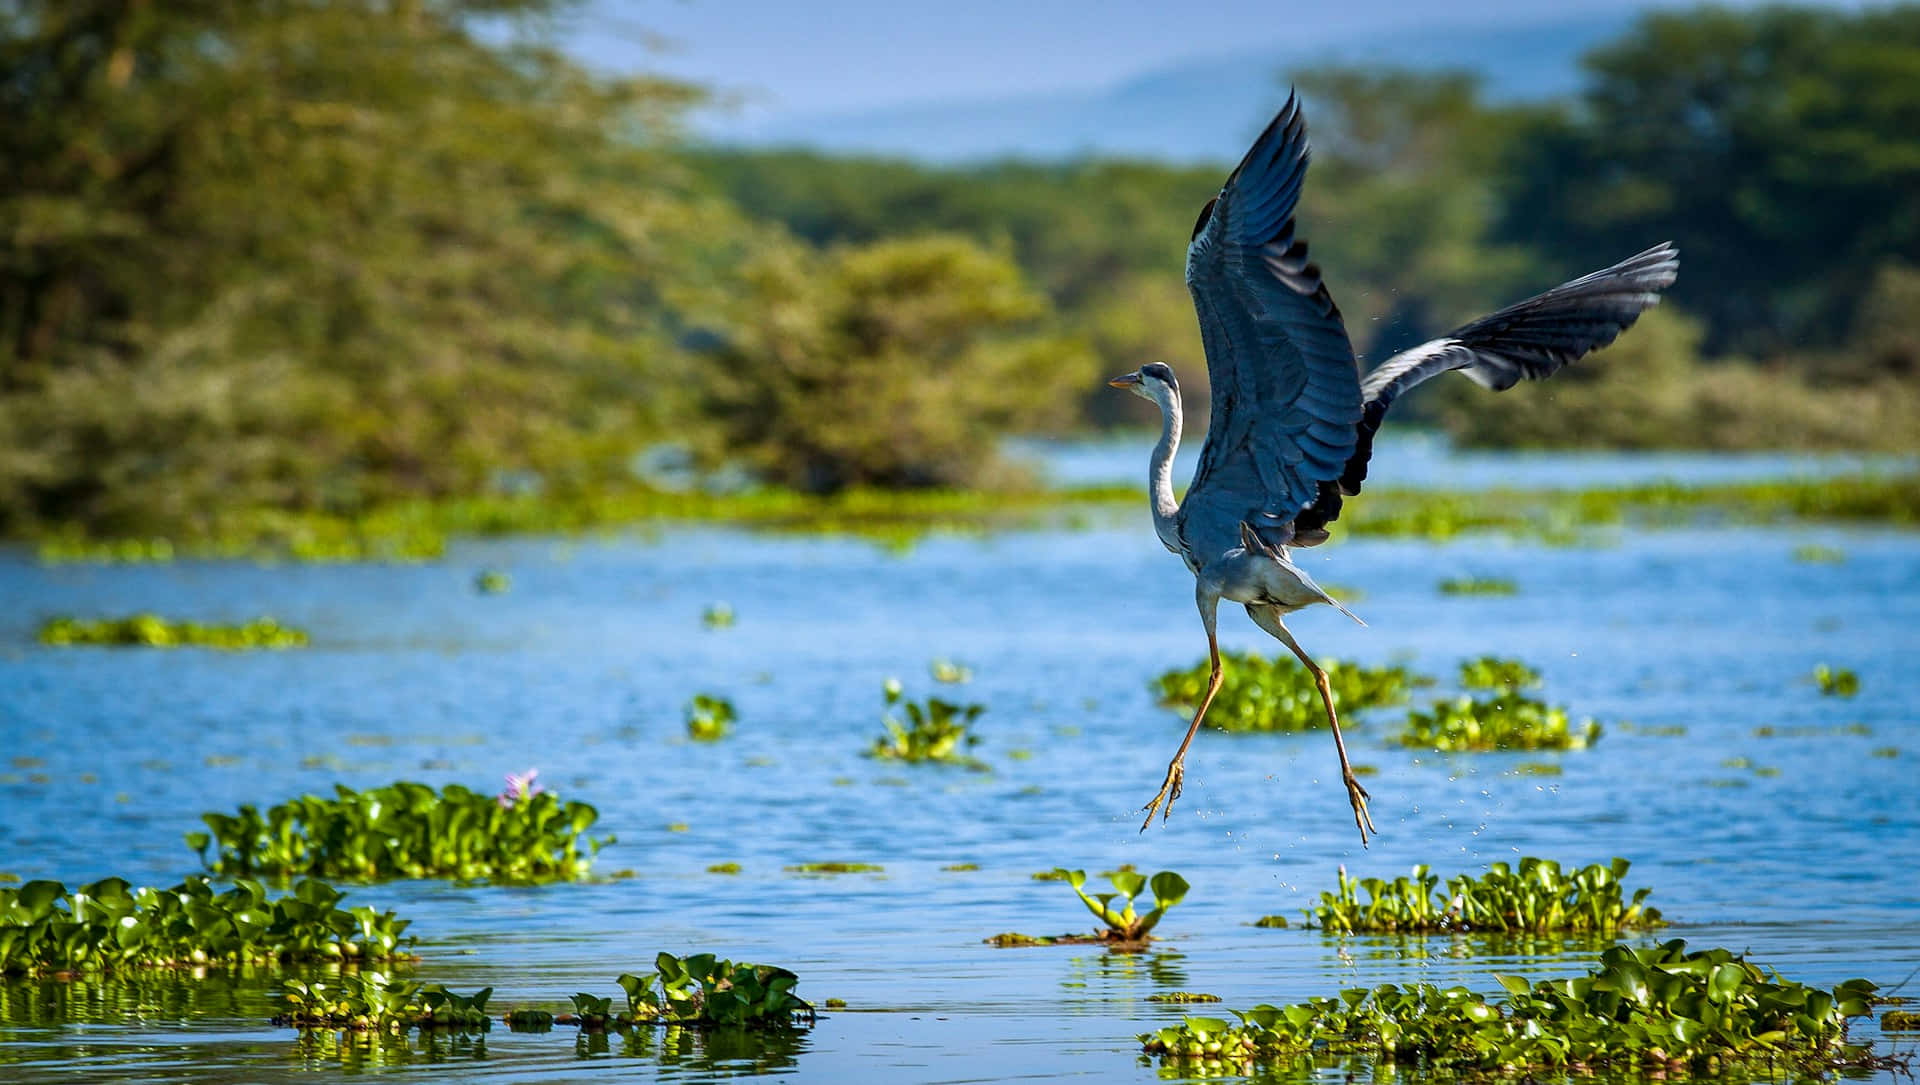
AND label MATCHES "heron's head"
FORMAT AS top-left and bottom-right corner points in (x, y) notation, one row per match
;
(1107, 362), (1178, 402)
